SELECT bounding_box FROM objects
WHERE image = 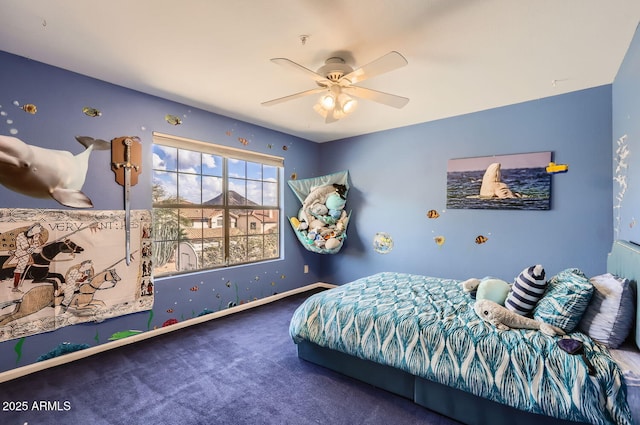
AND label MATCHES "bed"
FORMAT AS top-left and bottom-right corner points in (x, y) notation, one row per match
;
(290, 240), (640, 425)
